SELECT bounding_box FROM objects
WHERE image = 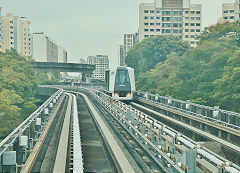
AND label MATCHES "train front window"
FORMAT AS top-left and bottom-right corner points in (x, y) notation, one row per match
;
(116, 70), (130, 84)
